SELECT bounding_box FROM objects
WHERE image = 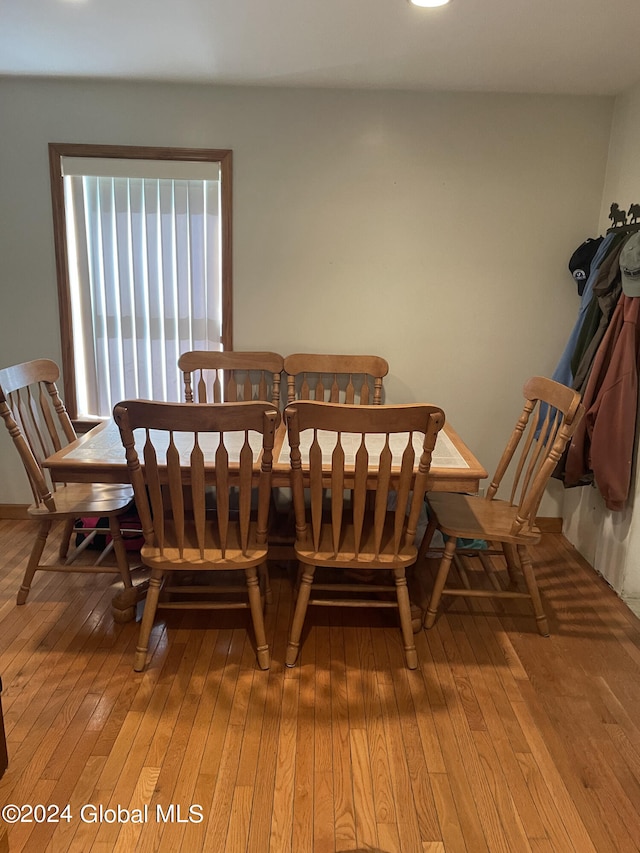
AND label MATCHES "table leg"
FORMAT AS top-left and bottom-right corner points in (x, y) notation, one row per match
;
(111, 578), (149, 623)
